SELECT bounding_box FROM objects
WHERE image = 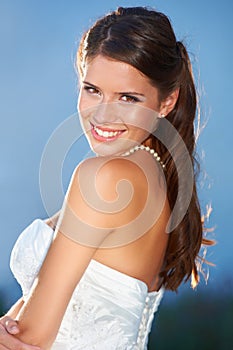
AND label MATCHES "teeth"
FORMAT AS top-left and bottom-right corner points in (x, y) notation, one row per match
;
(94, 126), (121, 138)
